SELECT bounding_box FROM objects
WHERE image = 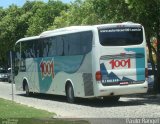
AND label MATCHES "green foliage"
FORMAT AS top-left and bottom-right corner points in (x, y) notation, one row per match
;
(126, 0), (160, 36)
(51, 0), (131, 29)
(50, 0), (99, 29)
(0, 5), (22, 66)
(0, 98), (54, 118)
(91, 0), (131, 23)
